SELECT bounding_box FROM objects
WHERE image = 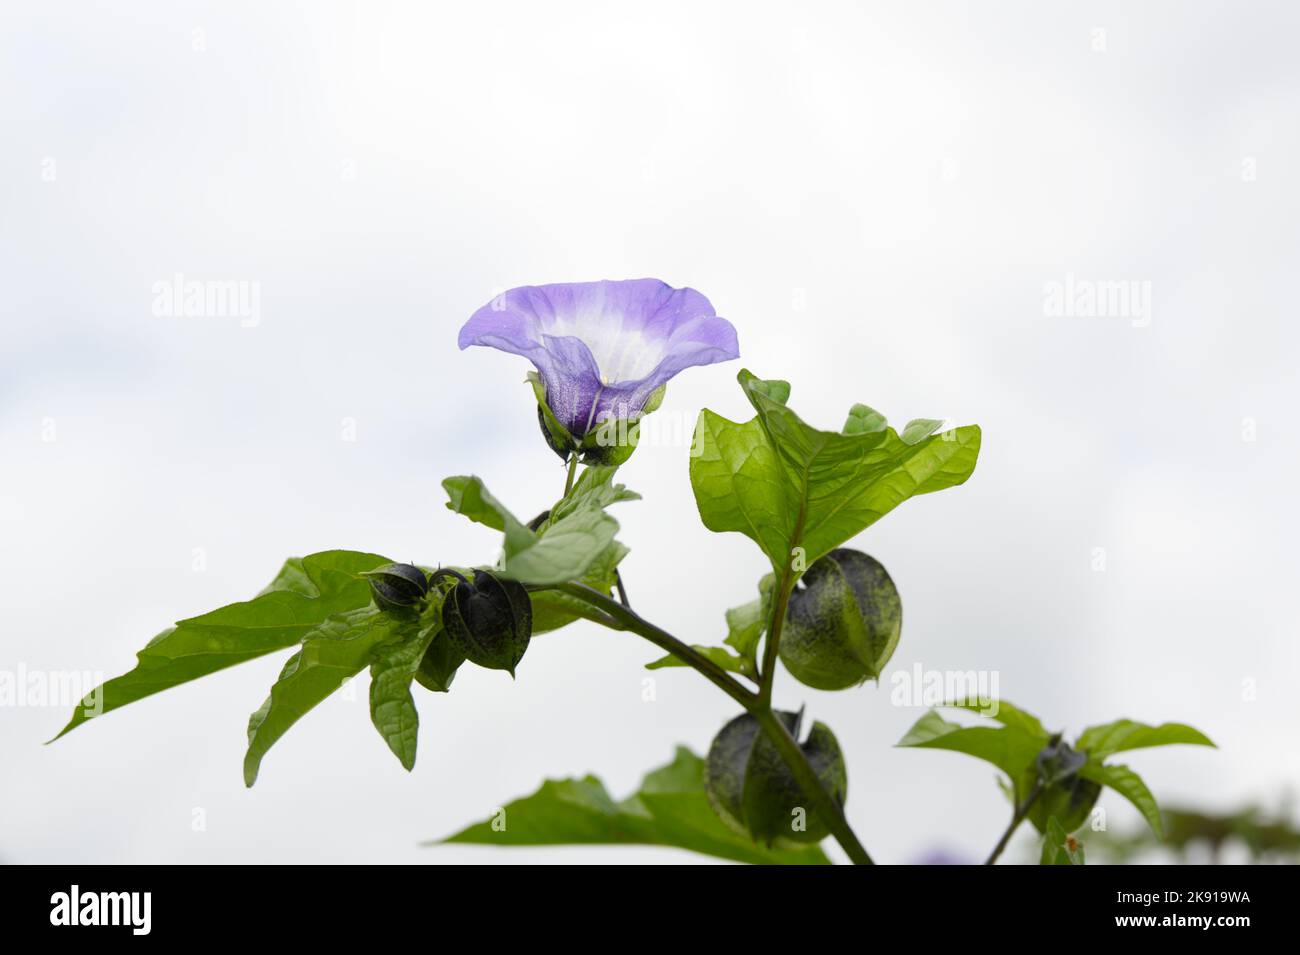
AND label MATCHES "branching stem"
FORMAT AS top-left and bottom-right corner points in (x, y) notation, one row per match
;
(548, 580), (873, 865)
(984, 779), (1044, 865)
